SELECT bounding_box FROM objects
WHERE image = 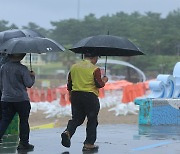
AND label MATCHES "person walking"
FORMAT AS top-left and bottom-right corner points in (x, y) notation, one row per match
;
(61, 53), (108, 152)
(0, 54), (9, 121)
(0, 53), (35, 151)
